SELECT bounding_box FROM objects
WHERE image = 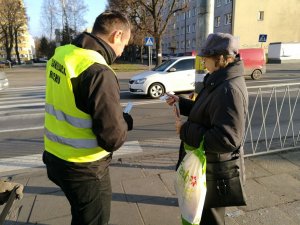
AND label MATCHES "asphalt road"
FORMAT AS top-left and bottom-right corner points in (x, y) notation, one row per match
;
(0, 63), (299, 161)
